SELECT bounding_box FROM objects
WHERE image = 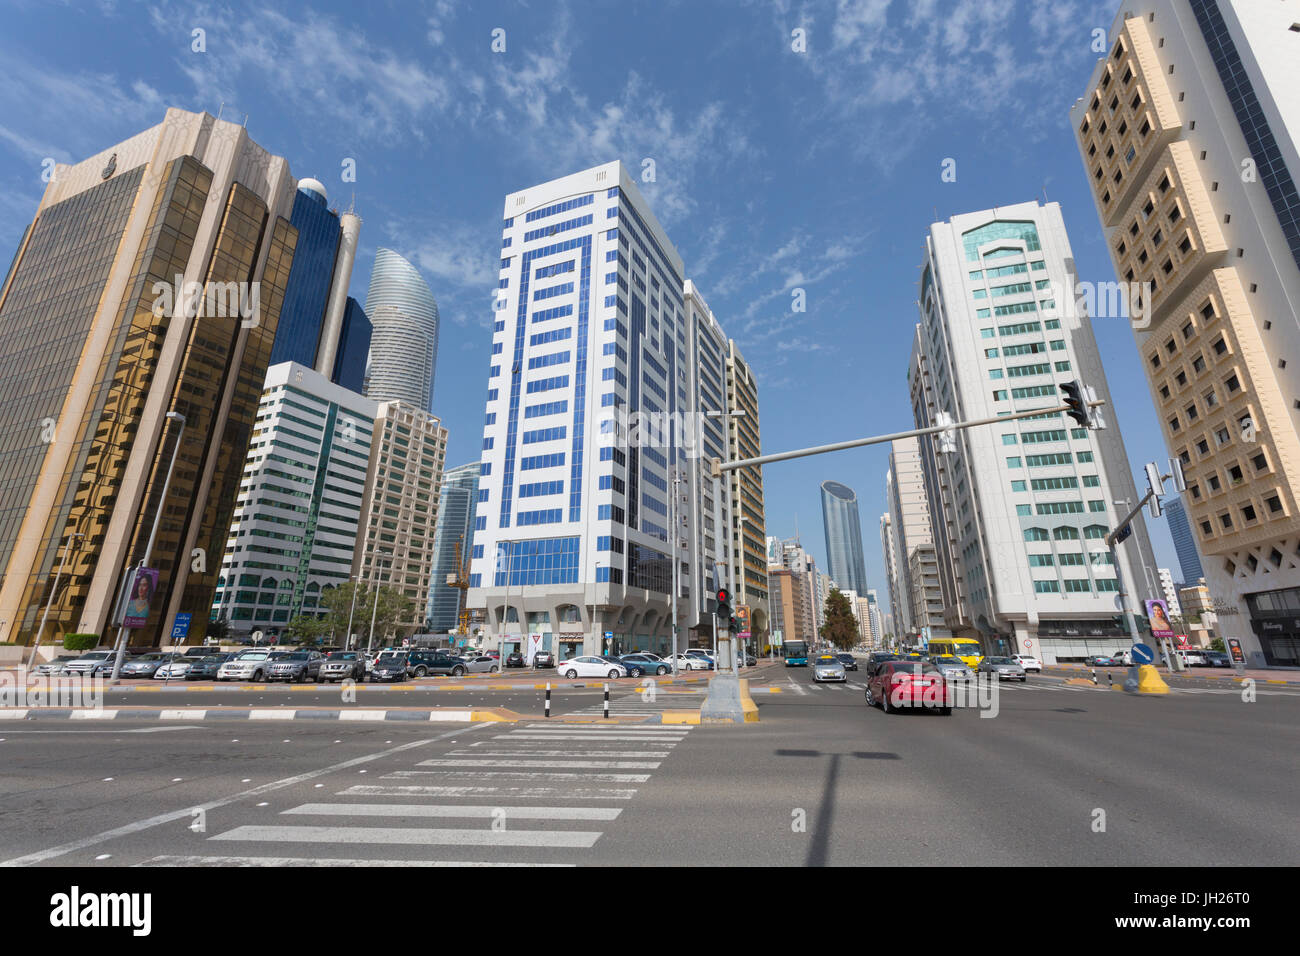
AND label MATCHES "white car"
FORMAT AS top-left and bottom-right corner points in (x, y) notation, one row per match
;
(153, 659), (193, 679)
(557, 656), (627, 679)
(672, 653), (711, 671)
(1011, 654), (1042, 673)
(217, 650), (275, 682)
